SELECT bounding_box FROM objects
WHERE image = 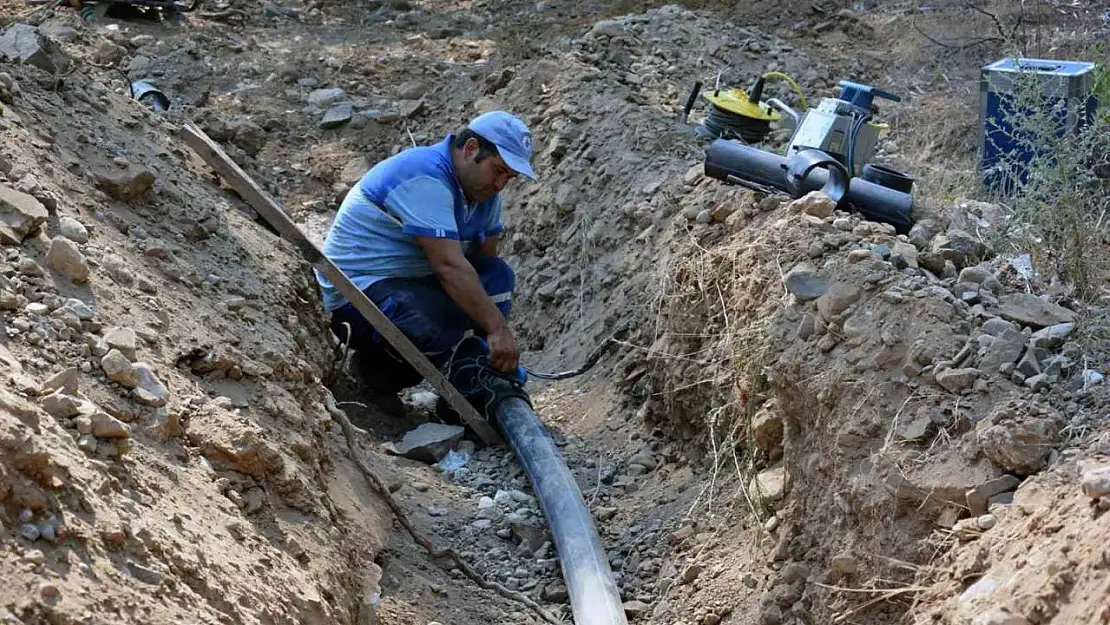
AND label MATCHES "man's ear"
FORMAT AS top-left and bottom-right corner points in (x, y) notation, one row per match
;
(464, 137), (480, 160)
